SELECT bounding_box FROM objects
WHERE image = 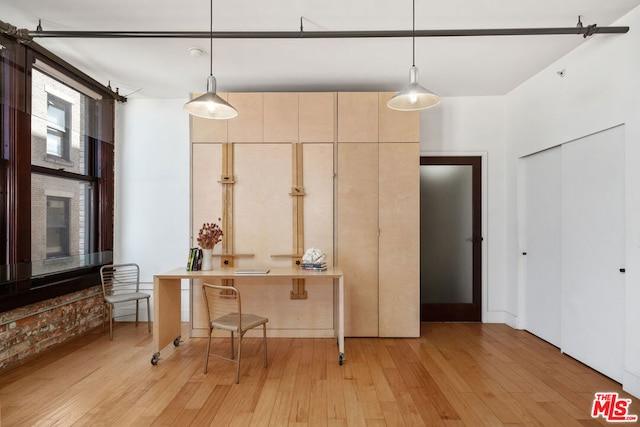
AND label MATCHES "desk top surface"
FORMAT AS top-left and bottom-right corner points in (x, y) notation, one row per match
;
(154, 266), (343, 279)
